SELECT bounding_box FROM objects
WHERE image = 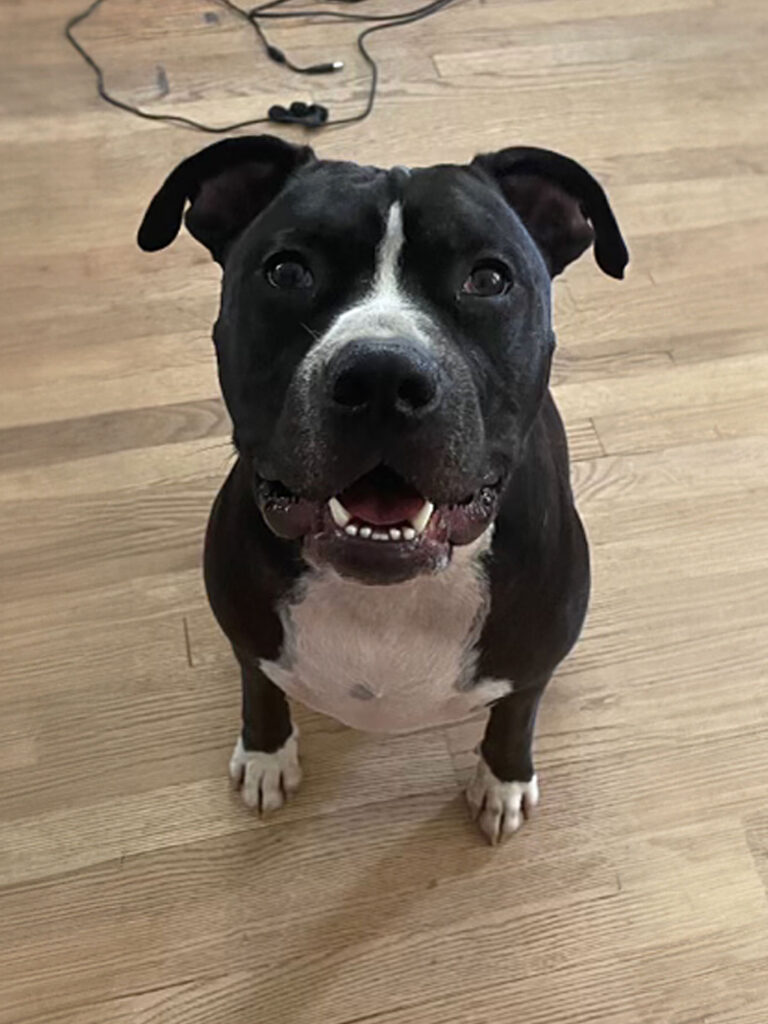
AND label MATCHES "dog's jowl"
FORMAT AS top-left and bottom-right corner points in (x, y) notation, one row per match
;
(139, 137), (628, 843)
